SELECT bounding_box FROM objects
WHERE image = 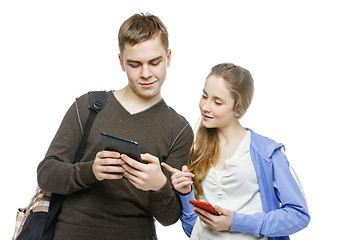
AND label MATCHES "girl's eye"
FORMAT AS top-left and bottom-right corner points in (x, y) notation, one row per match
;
(215, 101), (222, 105)
(202, 95), (207, 99)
